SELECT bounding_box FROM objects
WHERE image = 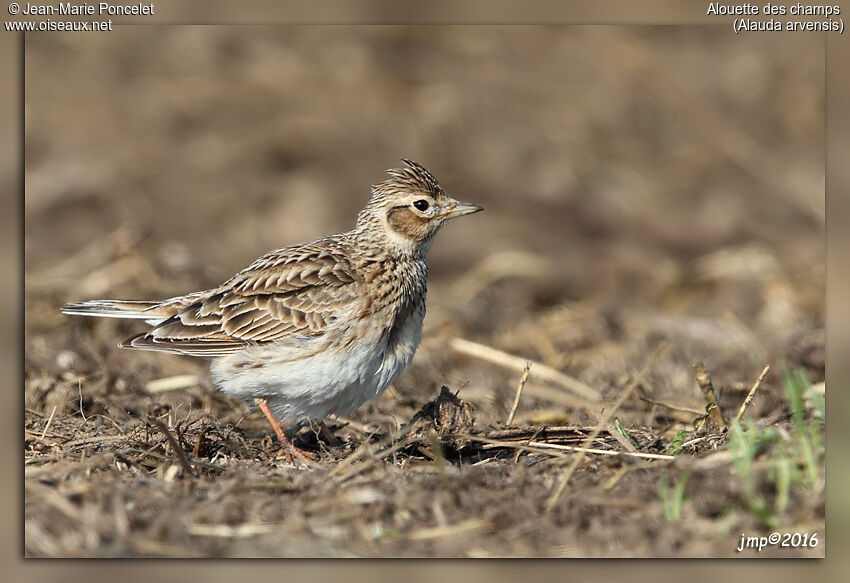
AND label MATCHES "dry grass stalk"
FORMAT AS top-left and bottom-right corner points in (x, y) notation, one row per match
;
(465, 434), (570, 459)
(145, 375), (201, 394)
(77, 381), (87, 421)
(25, 429), (61, 441)
(328, 419), (425, 478)
(513, 408), (570, 425)
(482, 424), (653, 444)
(450, 337), (600, 401)
(186, 522), (278, 538)
(735, 364), (770, 423)
(694, 361), (728, 428)
(325, 415), (378, 435)
(461, 433), (674, 462)
(526, 441), (673, 460)
(638, 396), (705, 416)
(149, 418), (195, 479)
(333, 434), (423, 483)
(38, 405), (57, 443)
(505, 361), (532, 426)
(61, 435), (136, 449)
(407, 518), (493, 540)
(512, 426), (544, 463)
(606, 421), (638, 452)
(544, 342), (669, 512)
